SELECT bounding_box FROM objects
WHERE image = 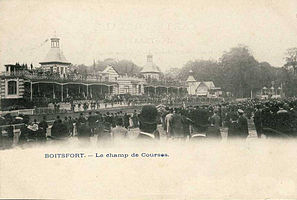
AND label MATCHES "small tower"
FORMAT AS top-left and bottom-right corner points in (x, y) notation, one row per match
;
(39, 36), (71, 78)
(140, 54), (161, 81)
(186, 70), (197, 95)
